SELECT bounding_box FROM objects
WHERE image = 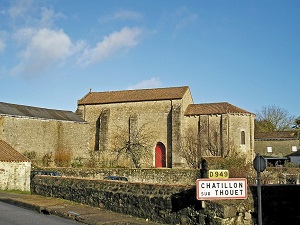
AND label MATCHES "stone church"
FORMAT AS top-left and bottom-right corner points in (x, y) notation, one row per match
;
(0, 86), (255, 168)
